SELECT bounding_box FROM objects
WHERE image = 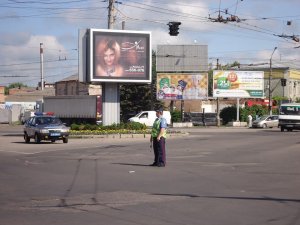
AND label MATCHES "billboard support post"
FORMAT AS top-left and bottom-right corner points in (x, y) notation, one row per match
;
(236, 98), (240, 122)
(181, 100), (184, 122)
(102, 83), (120, 125)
